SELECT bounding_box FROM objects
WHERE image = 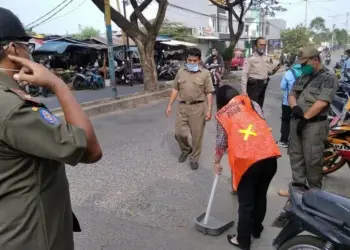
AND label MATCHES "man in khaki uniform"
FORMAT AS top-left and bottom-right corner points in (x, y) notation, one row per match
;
(166, 48), (214, 170)
(278, 47), (339, 197)
(241, 37), (280, 108)
(0, 8), (102, 250)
